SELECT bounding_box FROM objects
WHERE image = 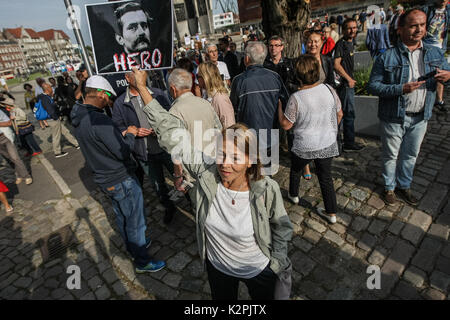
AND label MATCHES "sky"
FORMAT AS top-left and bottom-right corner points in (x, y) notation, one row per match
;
(0, 0), (239, 47)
